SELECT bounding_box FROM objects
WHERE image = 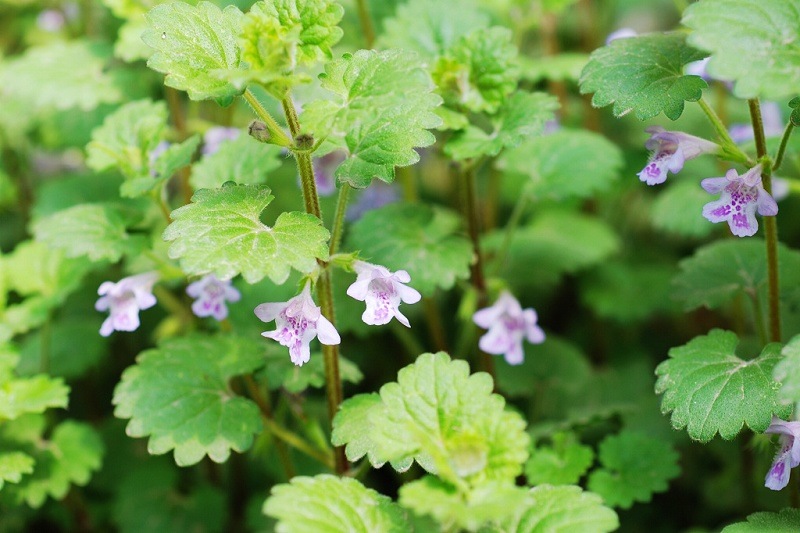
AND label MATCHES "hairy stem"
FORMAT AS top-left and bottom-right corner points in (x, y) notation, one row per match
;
(329, 183), (351, 256)
(749, 99), (781, 342)
(243, 90), (293, 148)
